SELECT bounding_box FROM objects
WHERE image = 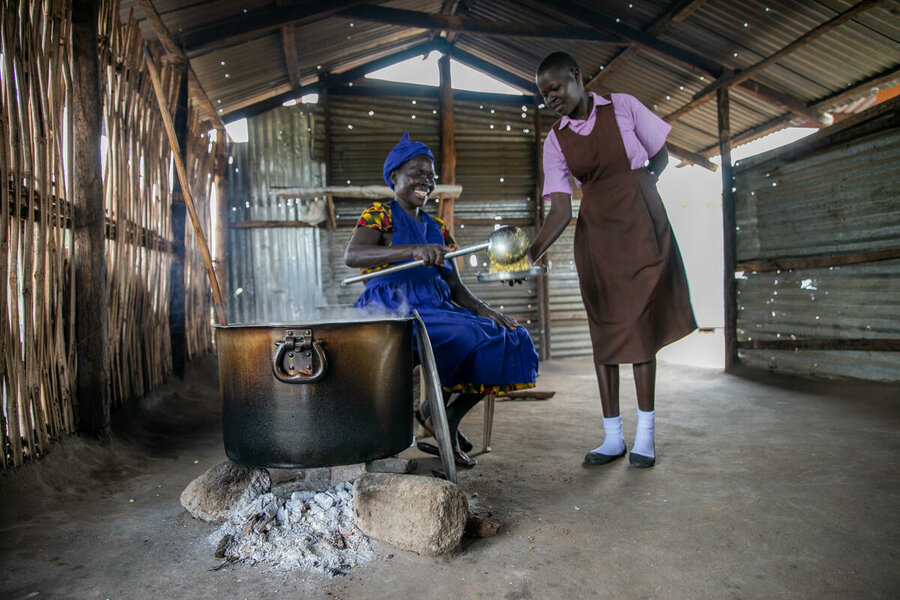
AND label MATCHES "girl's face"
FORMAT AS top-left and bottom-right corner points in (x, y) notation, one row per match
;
(391, 155), (436, 211)
(537, 65), (584, 118)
